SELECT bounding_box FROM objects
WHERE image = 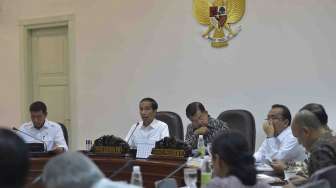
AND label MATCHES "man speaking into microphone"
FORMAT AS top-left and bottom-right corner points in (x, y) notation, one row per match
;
(125, 98), (169, 149)
(18, 101), (68, 154)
